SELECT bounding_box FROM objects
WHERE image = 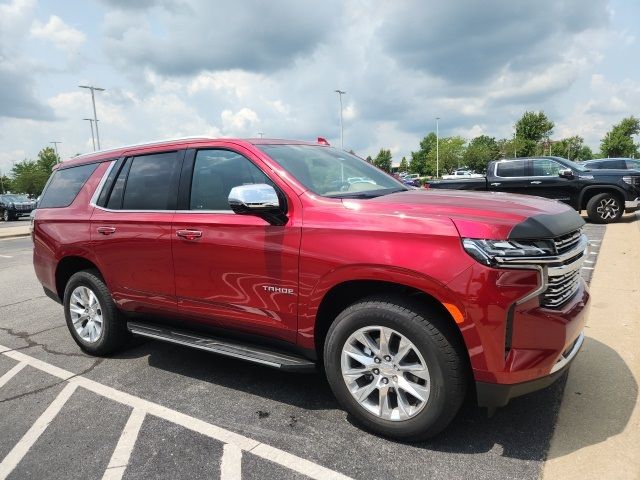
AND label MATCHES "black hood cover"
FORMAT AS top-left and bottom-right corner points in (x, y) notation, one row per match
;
(509, 208), (585, 239)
